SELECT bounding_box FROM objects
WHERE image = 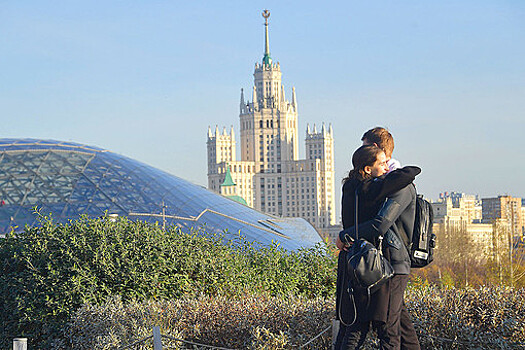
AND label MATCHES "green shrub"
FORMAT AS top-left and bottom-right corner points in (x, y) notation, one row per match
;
(0, 215), (336, 348)
(3, 215), (524, 349)
(54, 287), (525, 349)
(408, 286), (525, 349)
(53, 295), (334, 349)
